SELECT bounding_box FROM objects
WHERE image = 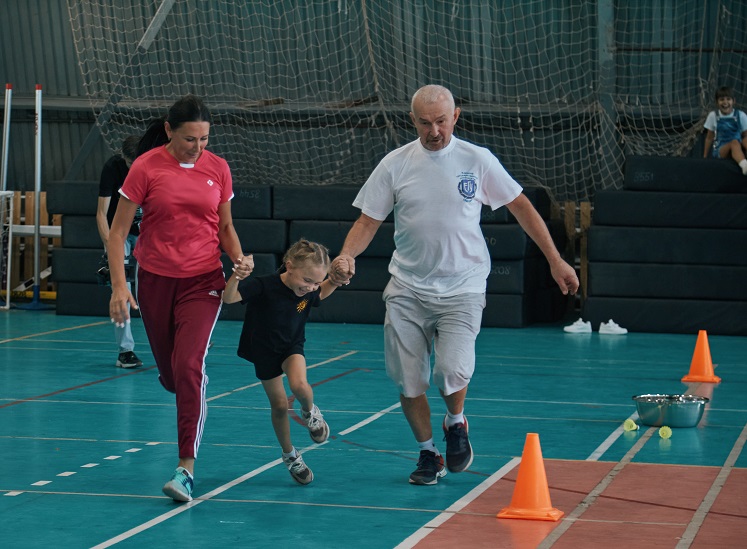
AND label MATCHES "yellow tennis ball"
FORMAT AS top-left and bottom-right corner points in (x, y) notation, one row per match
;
(623, 419), (639, 431)
(659, 426), (672, 439)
